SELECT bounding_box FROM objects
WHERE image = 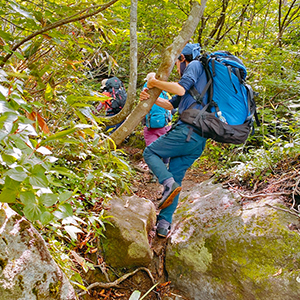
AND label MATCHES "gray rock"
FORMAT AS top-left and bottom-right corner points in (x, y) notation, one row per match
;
(166, 179), (300, 300)
(101, 195), (156, 268)
(0, 204), (76, 300)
